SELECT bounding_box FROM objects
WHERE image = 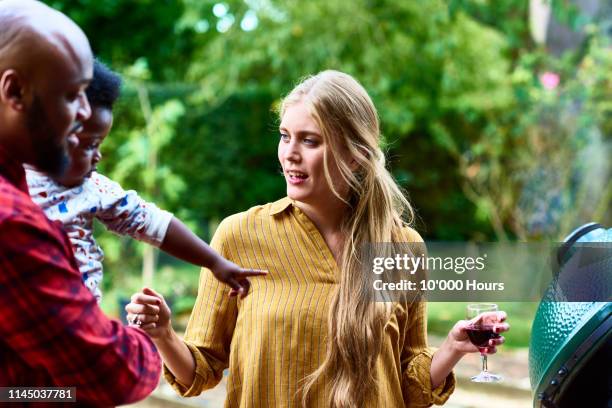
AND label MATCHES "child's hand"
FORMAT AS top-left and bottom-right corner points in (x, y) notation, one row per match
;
(125, 287), (172, 341)
(209, 257), (267, 299)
